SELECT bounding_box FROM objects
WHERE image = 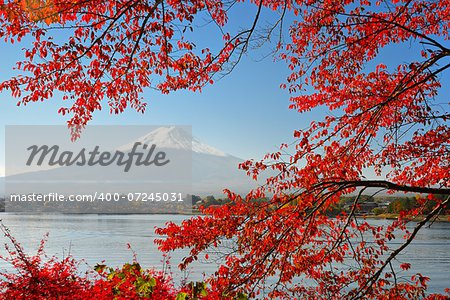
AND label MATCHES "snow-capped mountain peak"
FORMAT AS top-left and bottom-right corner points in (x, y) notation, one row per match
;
(118, 126), (228, 157)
